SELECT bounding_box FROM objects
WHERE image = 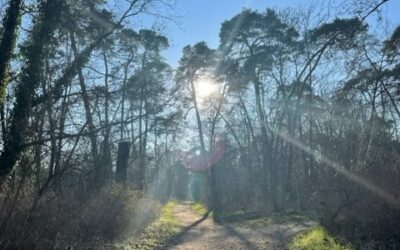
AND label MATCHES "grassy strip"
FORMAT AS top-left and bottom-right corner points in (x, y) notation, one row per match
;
(289, 226), (353, 250)
(121, 201), (182, 250)
(190, 202), (208, 216)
